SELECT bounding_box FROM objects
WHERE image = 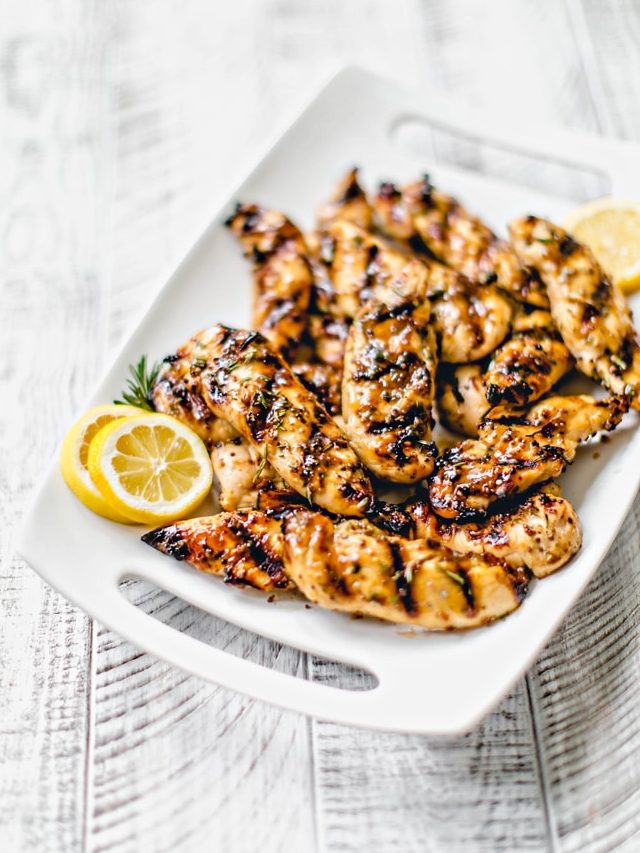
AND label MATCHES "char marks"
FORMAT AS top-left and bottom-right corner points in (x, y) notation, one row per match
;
(198, 325), (375, 516)
(142, 512), (291, 591)
(429, 394), (628, 520)
(374, 175), (549, 307)
(144, 173), (639, 633)
(226, 204), (313, 355)
(341, 297), (438, 483)
(283, 512), (526, 630)
(509, 215), (640, 408)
